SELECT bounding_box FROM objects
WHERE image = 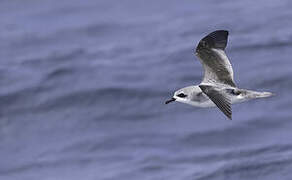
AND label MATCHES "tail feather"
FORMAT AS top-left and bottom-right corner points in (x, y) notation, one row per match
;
(241, 89), (275, 99)
(254, 91), (274, 98)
